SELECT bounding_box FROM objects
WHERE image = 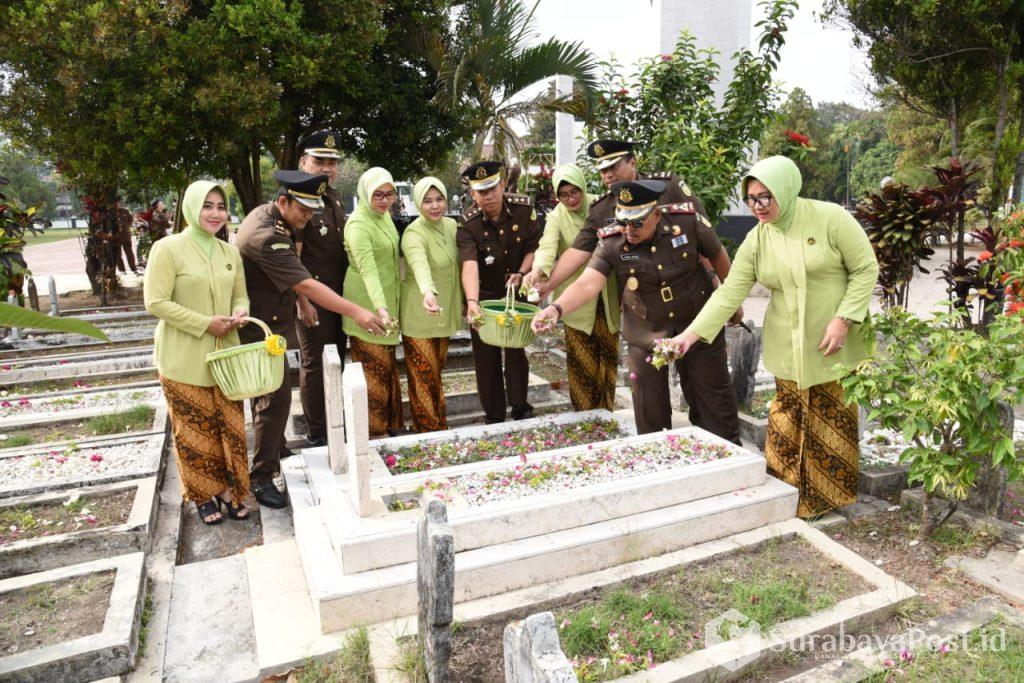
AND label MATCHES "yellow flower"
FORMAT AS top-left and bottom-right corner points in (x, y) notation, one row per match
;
(513, 313), (522, 326)
(496, 314), (507, 327)
(265, 335), (287, 356)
